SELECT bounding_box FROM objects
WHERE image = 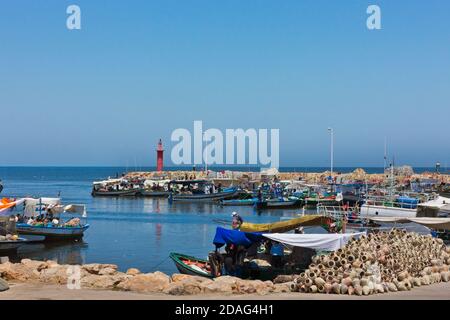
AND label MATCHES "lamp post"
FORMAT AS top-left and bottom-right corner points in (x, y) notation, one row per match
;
(327, 127), (334, 175)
